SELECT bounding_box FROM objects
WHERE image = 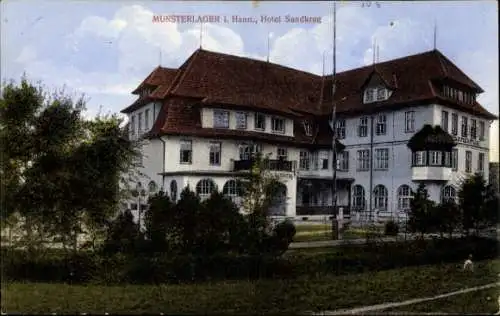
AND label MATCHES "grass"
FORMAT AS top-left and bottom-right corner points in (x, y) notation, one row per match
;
(293, 224), (384, 242)
(2, 259), (498, 314)
(382, 286), (500, 314)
